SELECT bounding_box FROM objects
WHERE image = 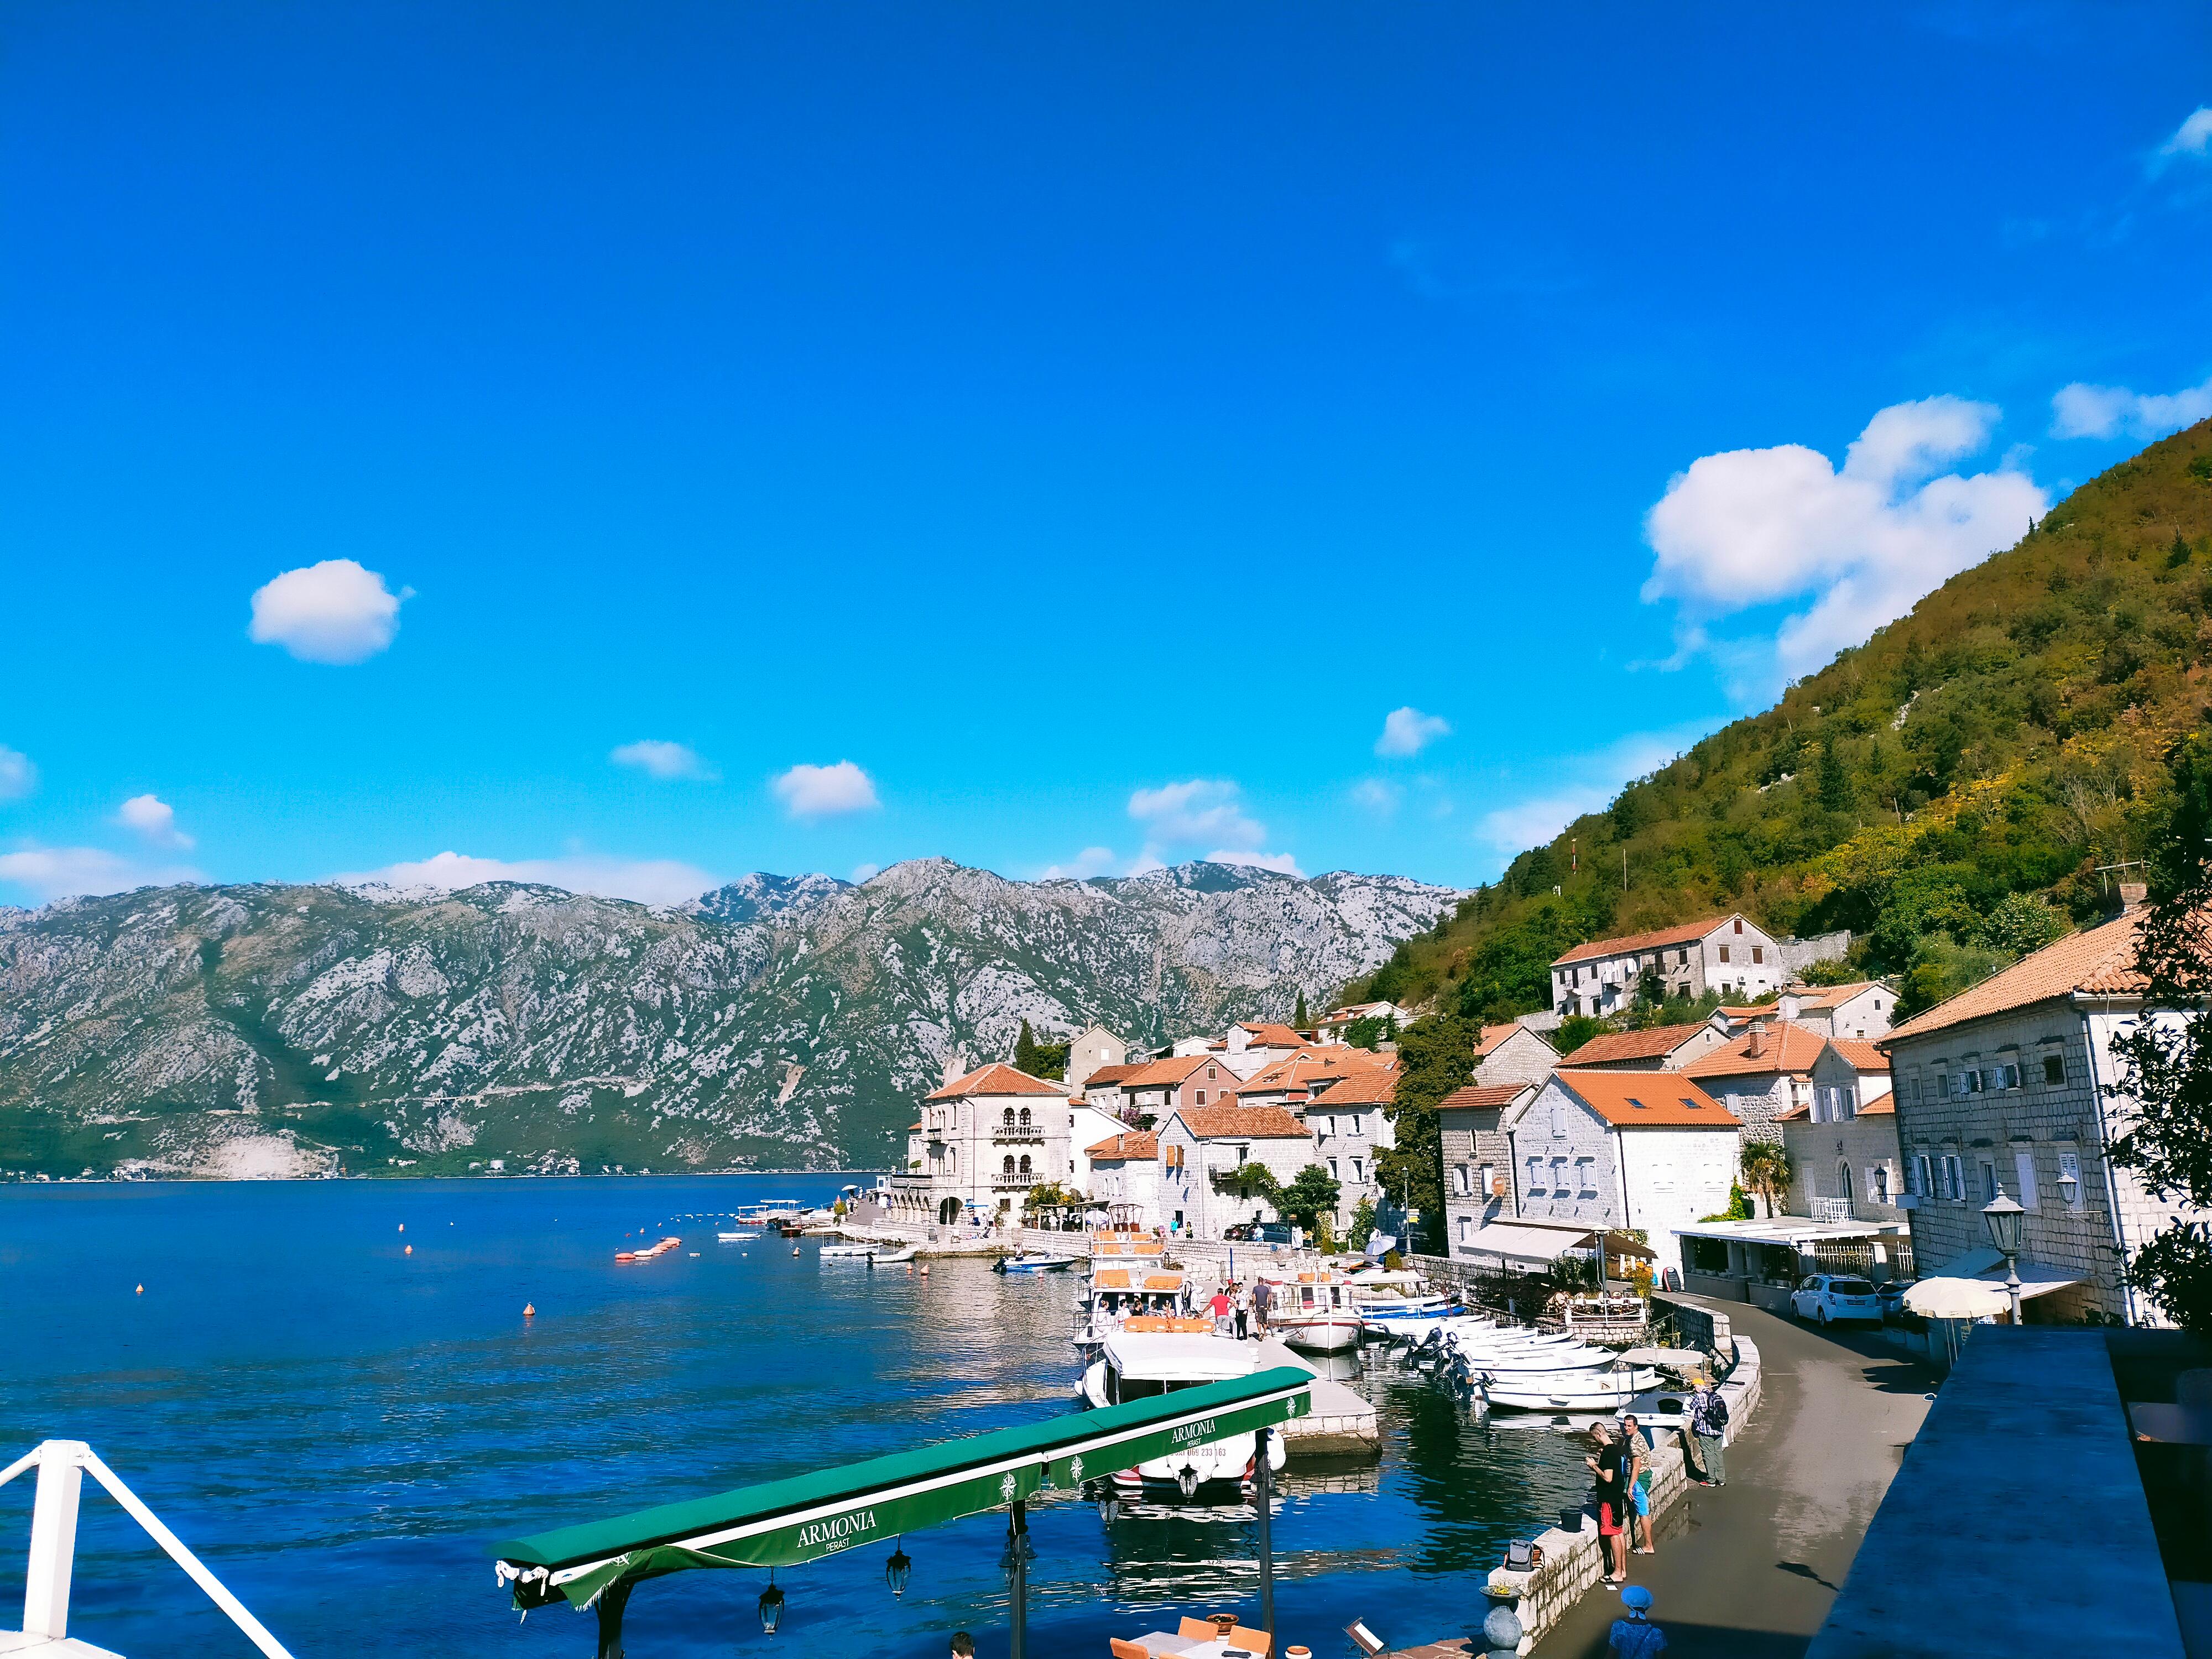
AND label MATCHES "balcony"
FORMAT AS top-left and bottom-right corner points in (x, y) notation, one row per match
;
(991, 1131), (1046, 1145)
(993, 1175), (1037, 1192)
